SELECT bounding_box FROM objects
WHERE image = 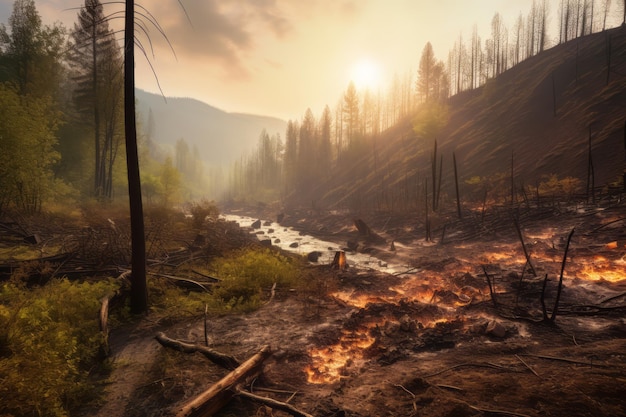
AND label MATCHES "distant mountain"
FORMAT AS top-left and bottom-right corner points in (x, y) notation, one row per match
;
(135, 89), (287, 167)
